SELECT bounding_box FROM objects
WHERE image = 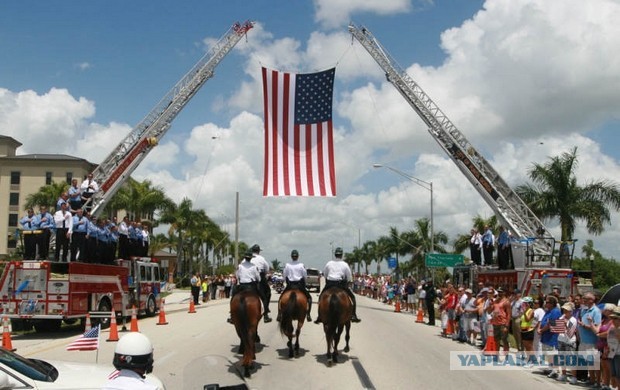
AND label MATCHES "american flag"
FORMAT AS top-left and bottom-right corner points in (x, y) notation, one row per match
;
(262, 67), (336, 197)
(550, 318), (566, 334)
(66, 324), (100, 351)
